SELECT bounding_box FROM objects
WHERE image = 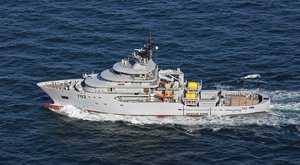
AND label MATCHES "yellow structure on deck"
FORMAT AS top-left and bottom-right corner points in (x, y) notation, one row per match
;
(183, 81), (201, 106)
(188, 82), (198, 89)
(185, 93), (197, 99)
